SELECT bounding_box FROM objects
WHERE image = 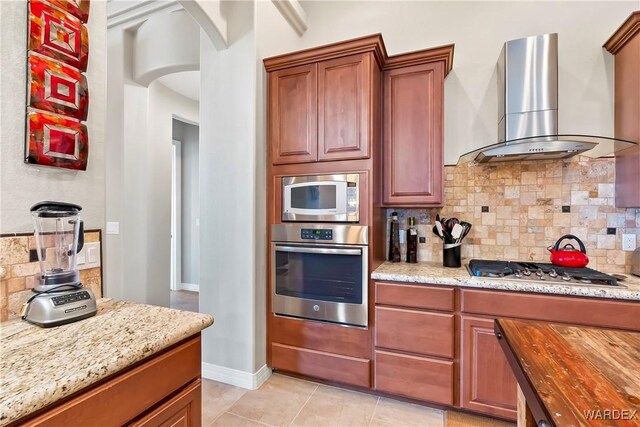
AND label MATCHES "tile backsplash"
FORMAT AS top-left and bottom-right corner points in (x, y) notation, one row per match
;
(0, 231), (102, 322)
(387, 156), (640, 274)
